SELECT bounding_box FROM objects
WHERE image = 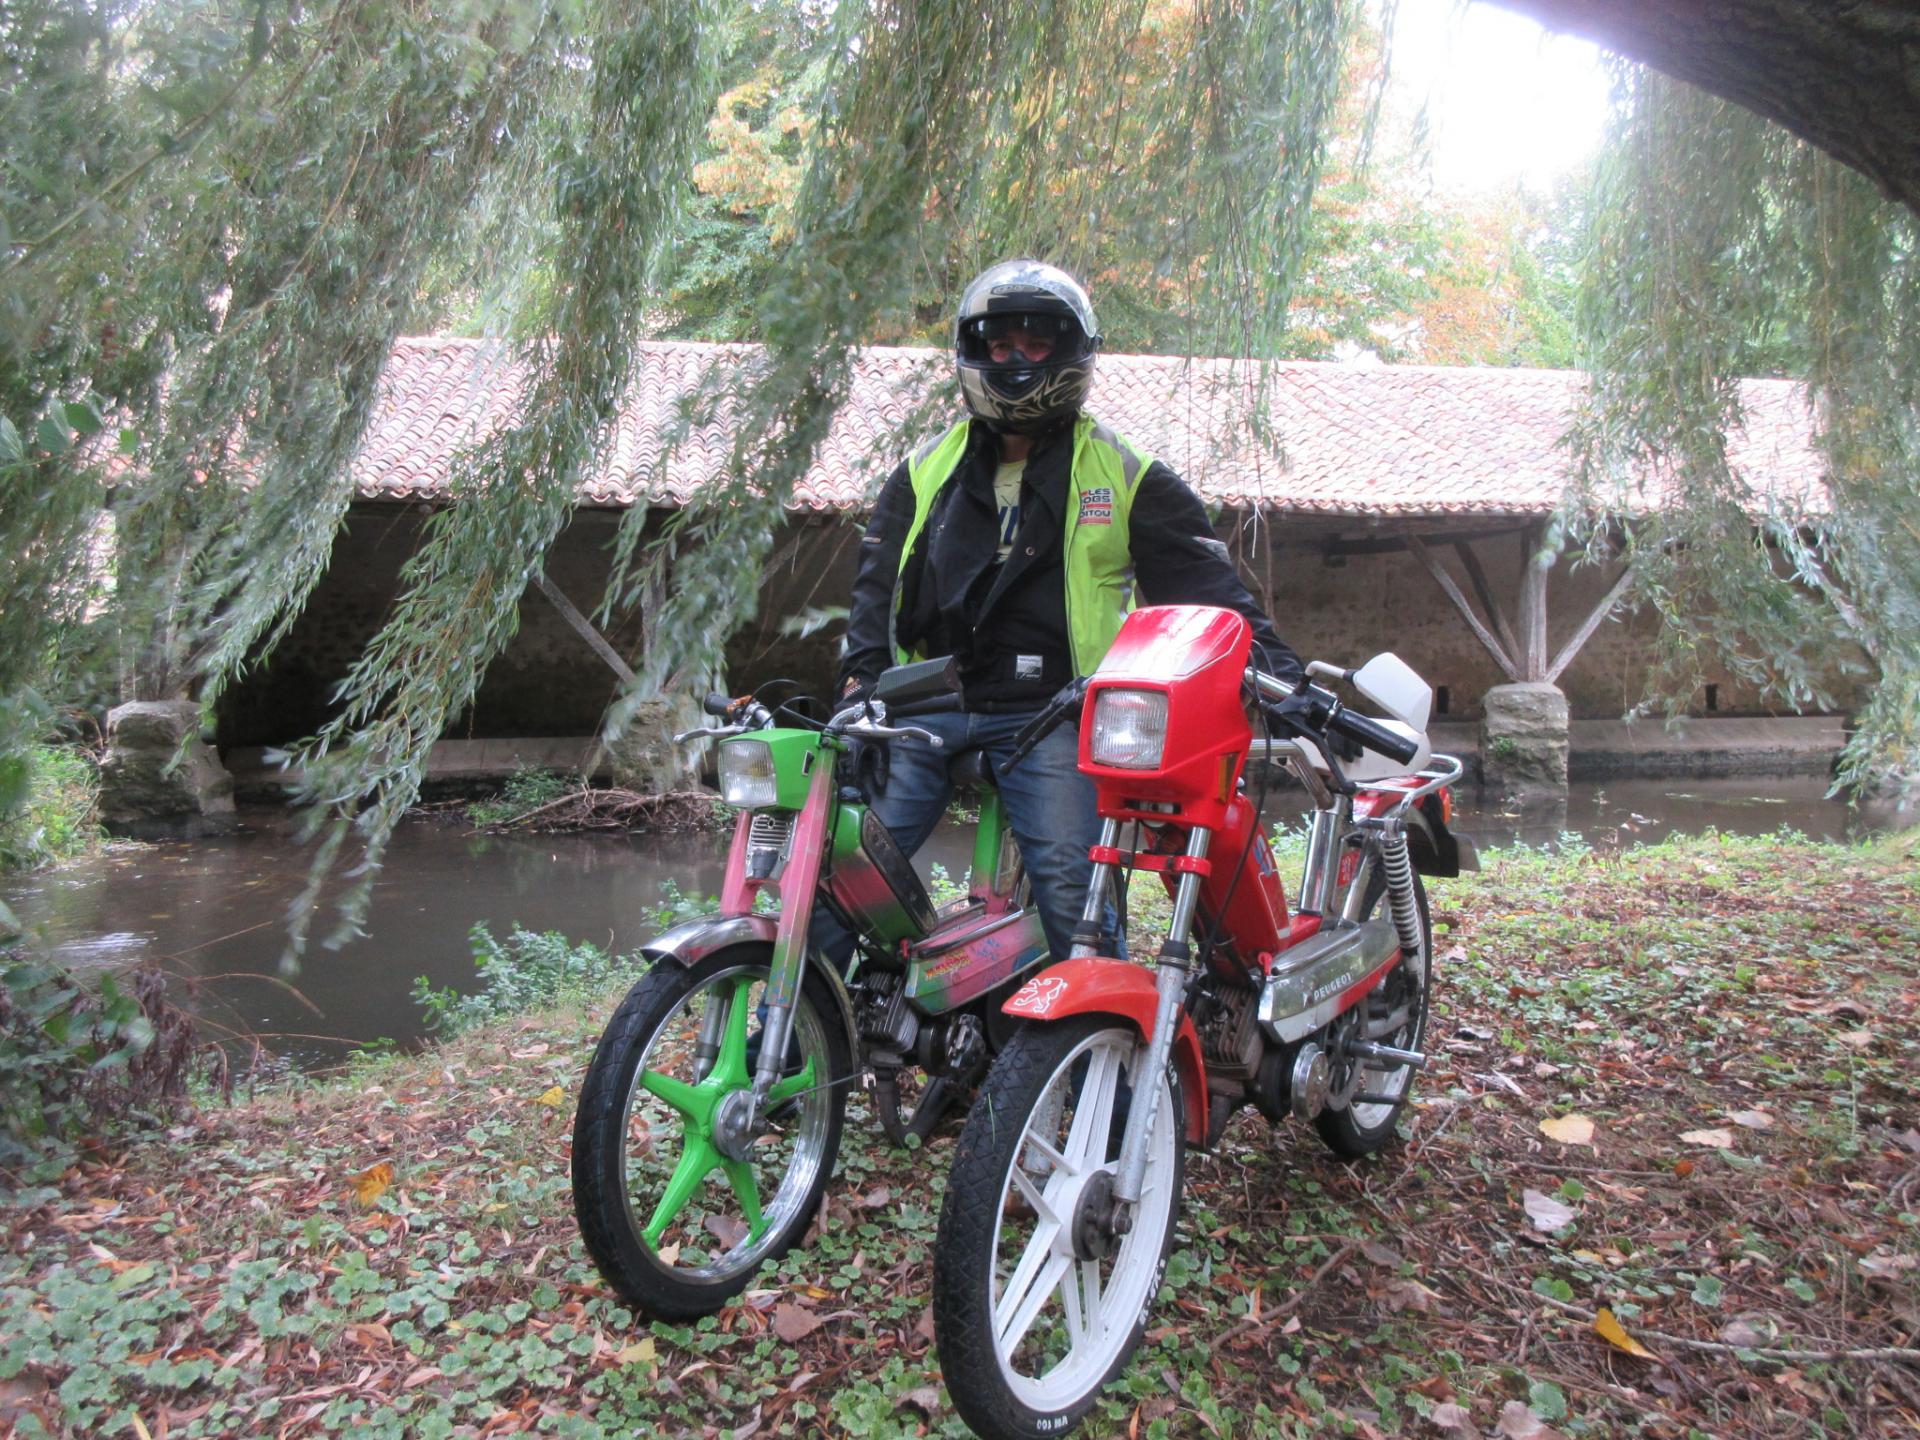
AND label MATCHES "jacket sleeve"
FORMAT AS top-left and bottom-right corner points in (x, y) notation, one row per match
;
(1129, 461), (1305, 685)
(837, 460), (916, 696)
